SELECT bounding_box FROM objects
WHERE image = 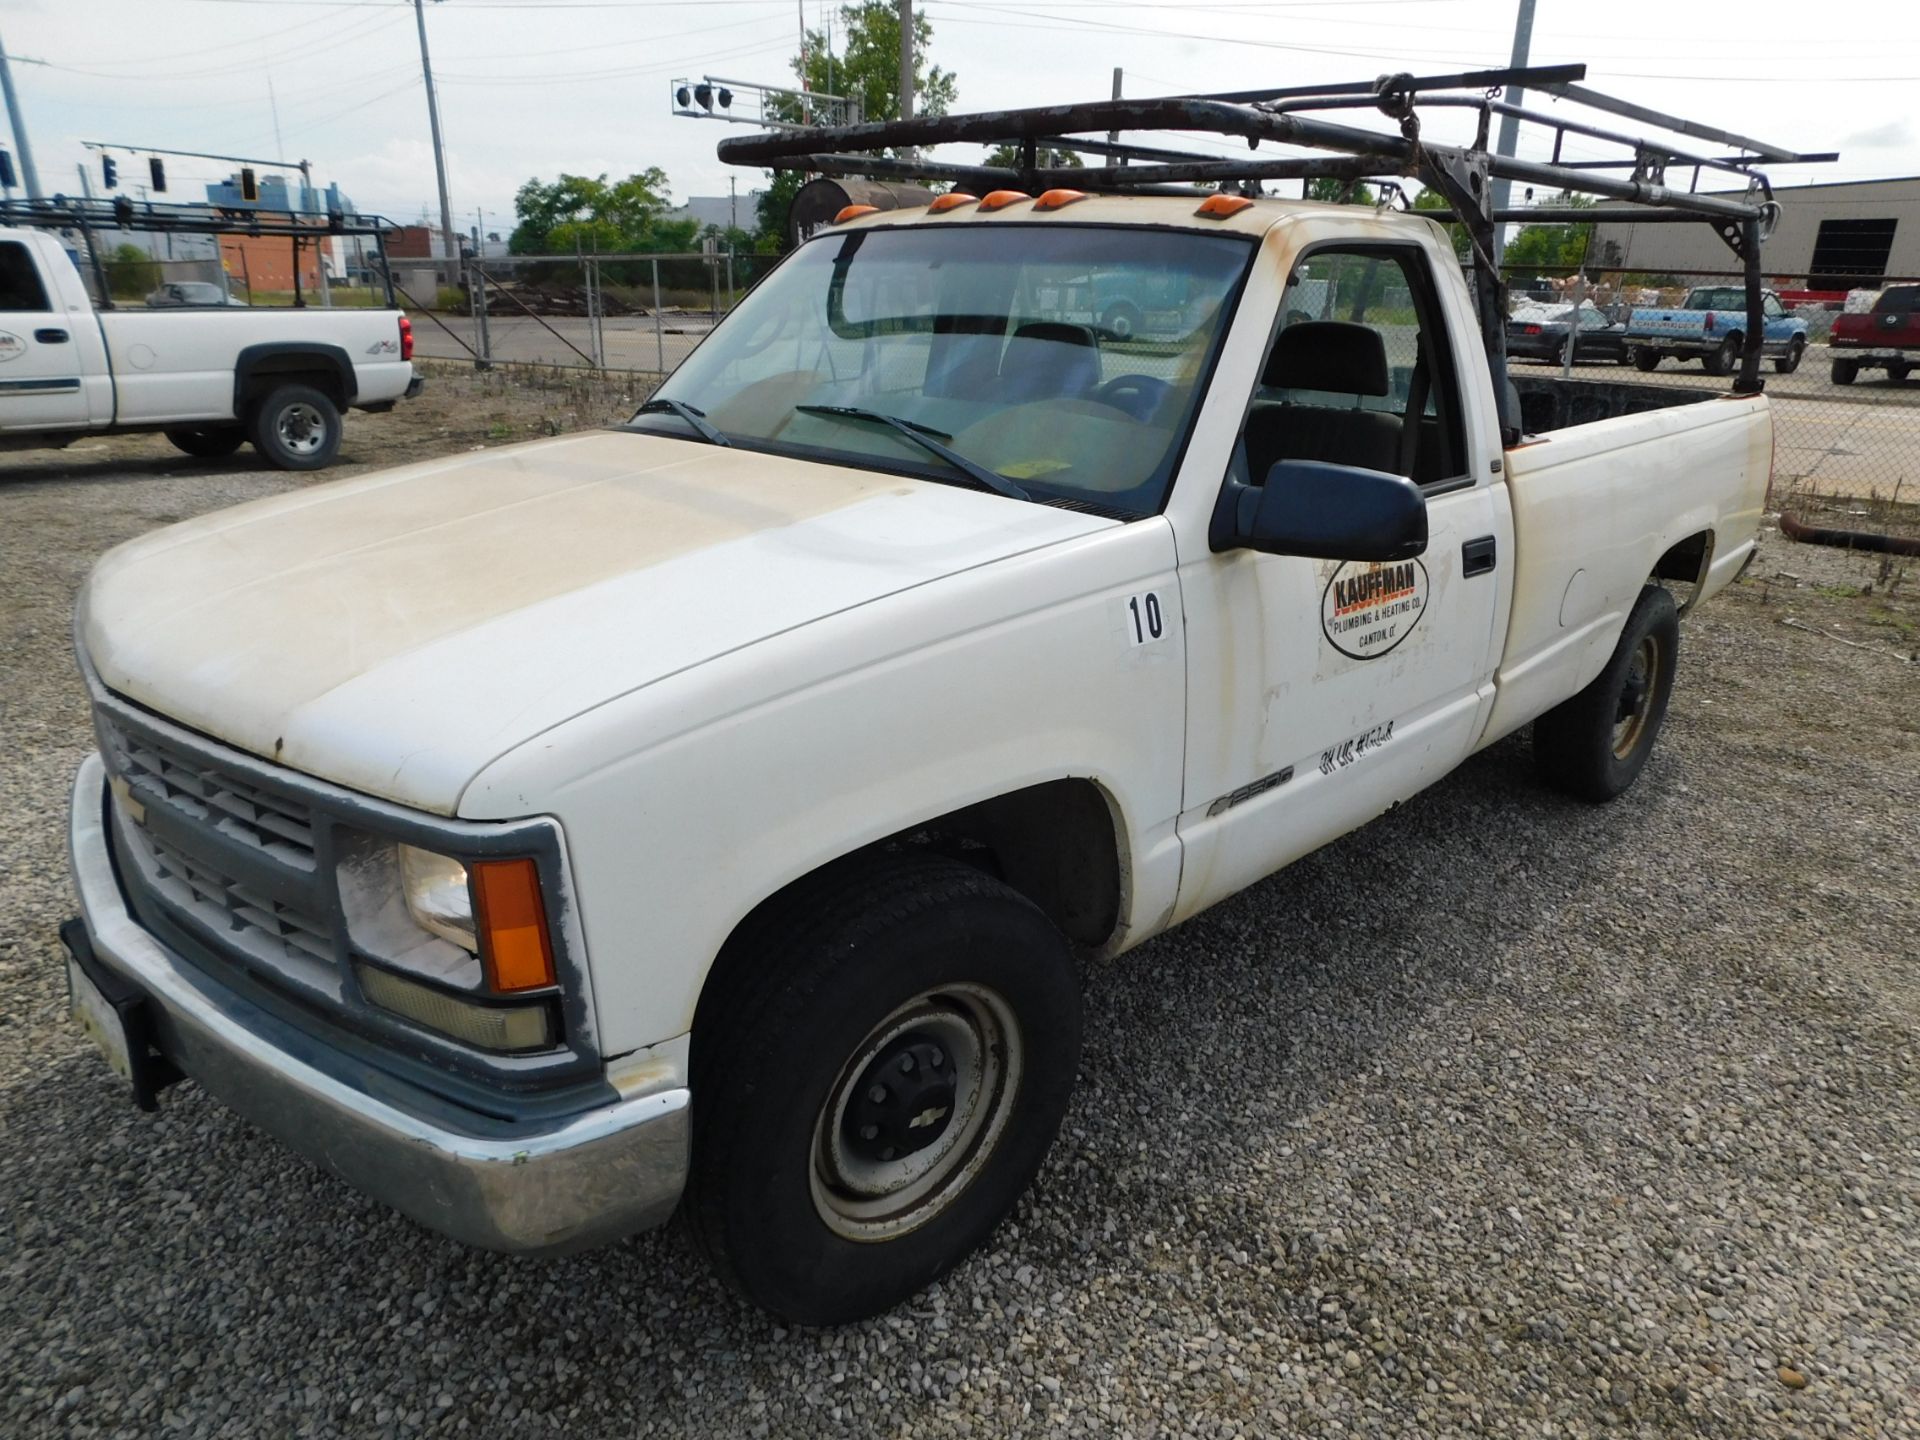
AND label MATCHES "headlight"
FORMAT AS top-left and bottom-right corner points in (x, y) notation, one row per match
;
(398, 844), (477, 952)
